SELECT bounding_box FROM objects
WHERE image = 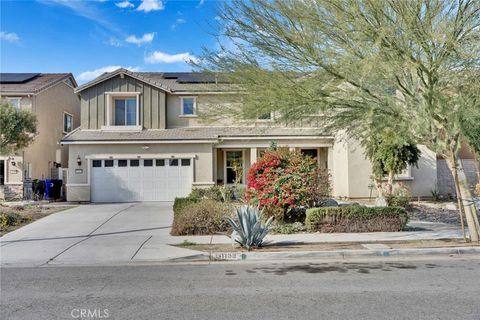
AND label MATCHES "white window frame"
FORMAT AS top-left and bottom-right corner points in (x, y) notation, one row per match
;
(7, 97), (21, 110)
(223, 149), (245, 185)
(180, 96), (197, 117)
(63, 112), (74, 134)
(102, 92), (142, 131)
